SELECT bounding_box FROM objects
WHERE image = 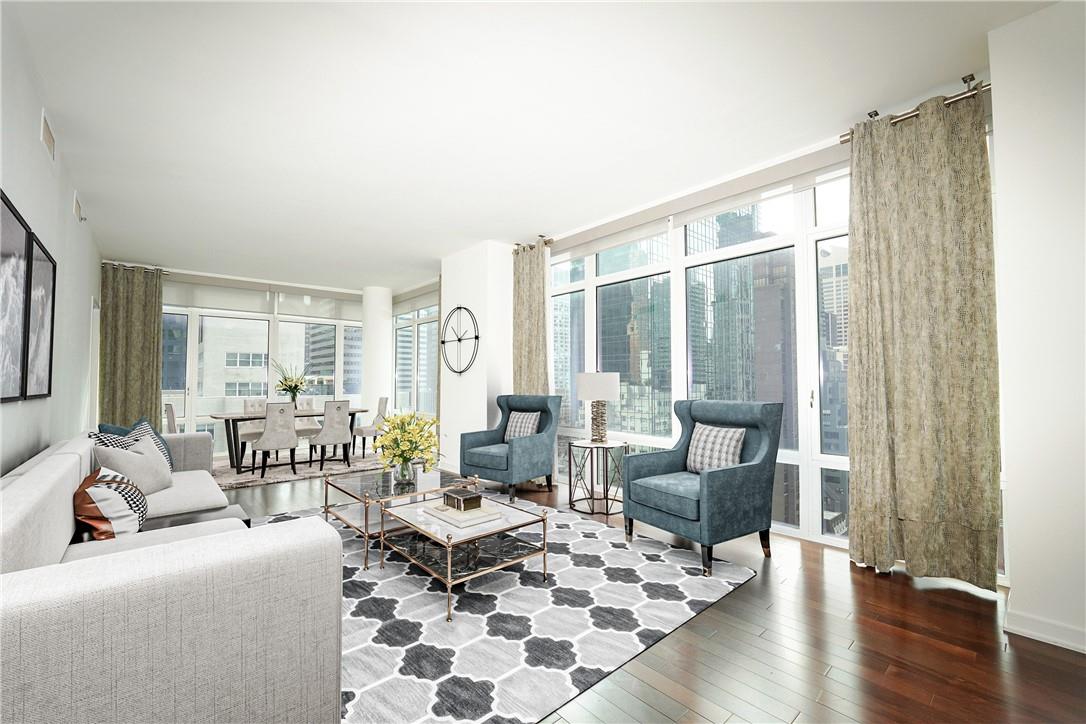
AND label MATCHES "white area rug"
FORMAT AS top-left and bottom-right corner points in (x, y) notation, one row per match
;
(213, 452), (385, 489)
